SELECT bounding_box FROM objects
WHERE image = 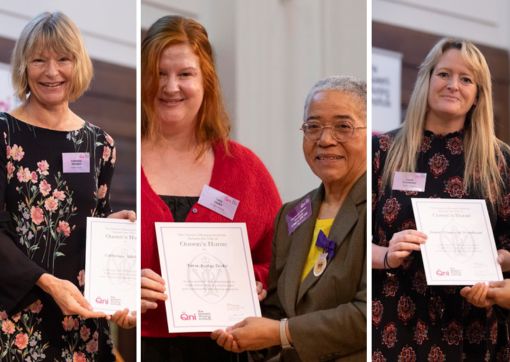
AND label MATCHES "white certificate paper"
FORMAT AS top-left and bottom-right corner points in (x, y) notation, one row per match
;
(155, 222), (261, 333)
(411, 198), (502, 285)
(84, 217), (137, 313)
